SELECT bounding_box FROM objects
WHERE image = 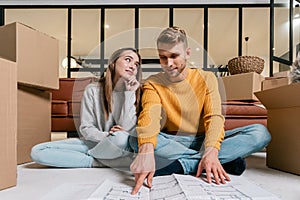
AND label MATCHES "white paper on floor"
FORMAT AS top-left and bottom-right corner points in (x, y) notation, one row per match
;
(41, 174), (281, 200)
(40, 183), (100, 200)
